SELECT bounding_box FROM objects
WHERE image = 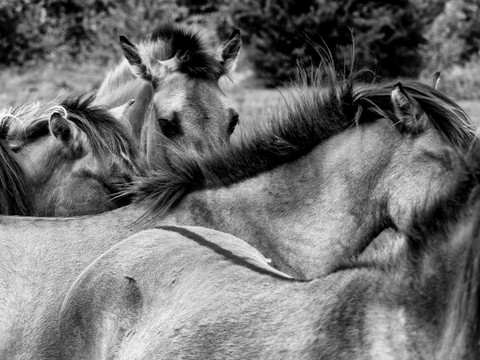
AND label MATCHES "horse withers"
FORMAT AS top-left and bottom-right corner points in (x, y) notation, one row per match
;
(0, 121), (30, 215)
(94, 23), (241, 168)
